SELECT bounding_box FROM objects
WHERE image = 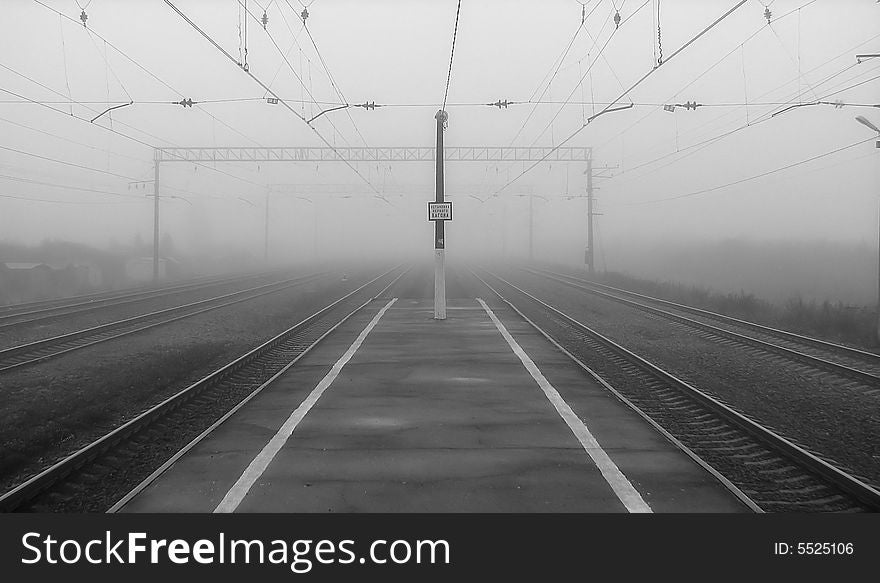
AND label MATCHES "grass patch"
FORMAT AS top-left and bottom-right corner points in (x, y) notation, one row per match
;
(595, 270), (877, 349)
